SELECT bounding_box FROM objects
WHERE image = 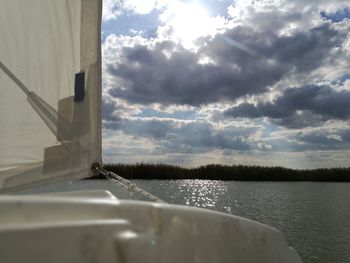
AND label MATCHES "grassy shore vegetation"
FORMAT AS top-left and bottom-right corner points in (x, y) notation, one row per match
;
(102, 163), (350, 181)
